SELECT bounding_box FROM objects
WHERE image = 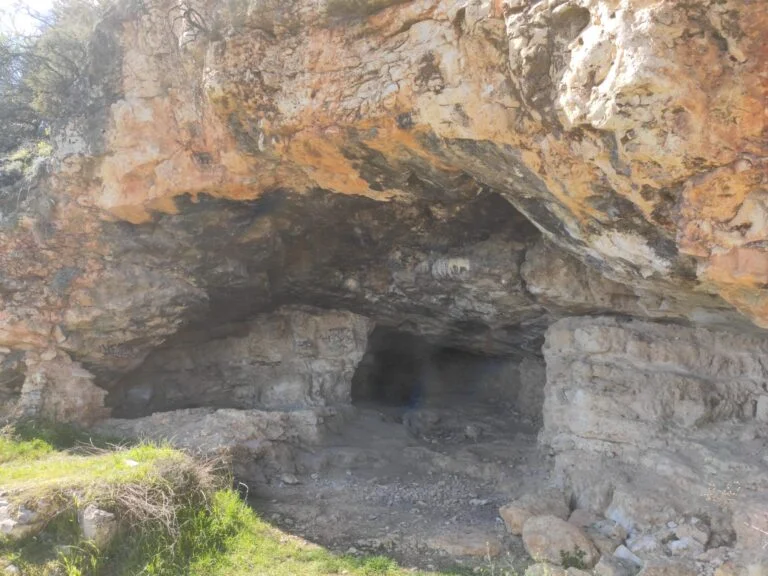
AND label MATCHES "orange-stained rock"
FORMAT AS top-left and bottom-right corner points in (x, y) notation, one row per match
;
(0, 0), (767, 425)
